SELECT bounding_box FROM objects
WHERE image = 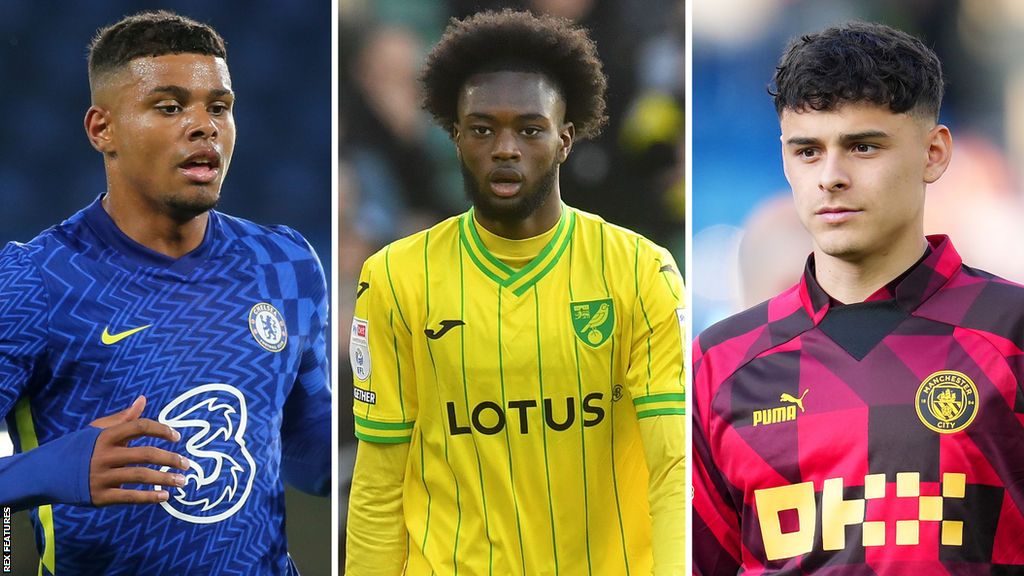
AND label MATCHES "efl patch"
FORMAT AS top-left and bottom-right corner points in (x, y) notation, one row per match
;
(570, 299), (614, 348)
(248, 303), (287, 352)
(351, 317), (371, 381)
(916, 370), (978, 434)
